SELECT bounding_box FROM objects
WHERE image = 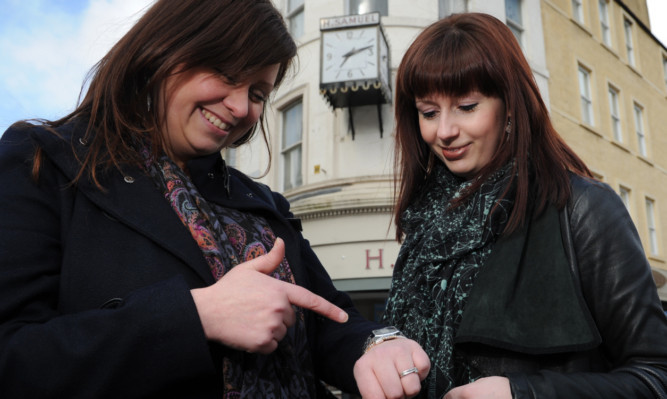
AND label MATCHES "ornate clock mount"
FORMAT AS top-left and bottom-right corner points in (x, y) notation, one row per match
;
(319, 12), (391, 139)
